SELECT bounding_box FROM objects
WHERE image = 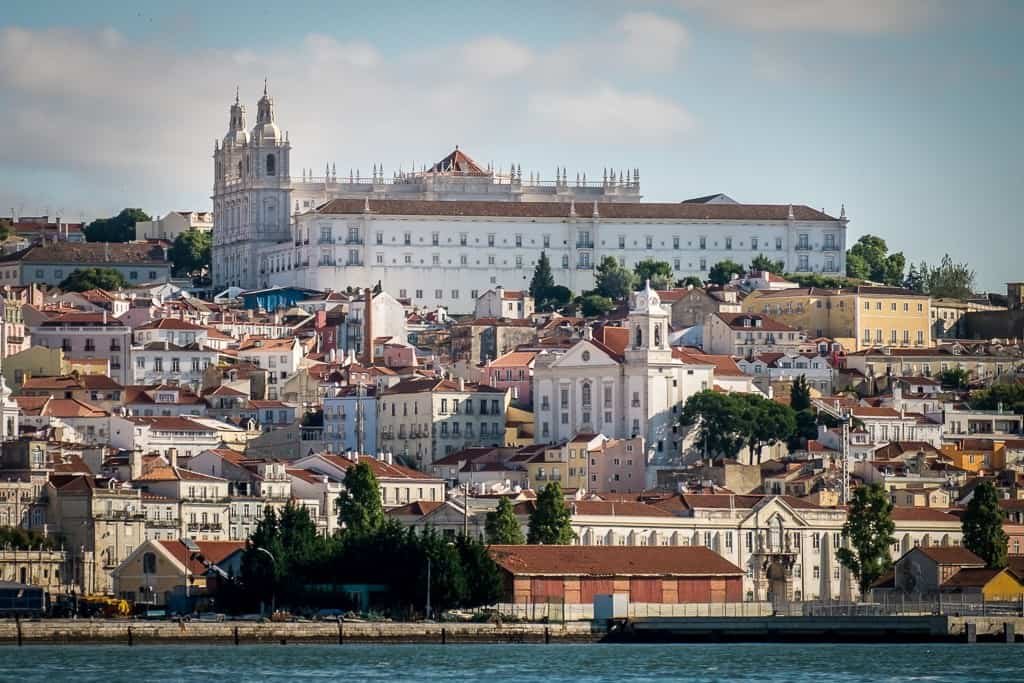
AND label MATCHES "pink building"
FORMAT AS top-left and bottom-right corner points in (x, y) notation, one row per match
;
(483, 350), (536, 407)
(588, 436), (646, 493)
